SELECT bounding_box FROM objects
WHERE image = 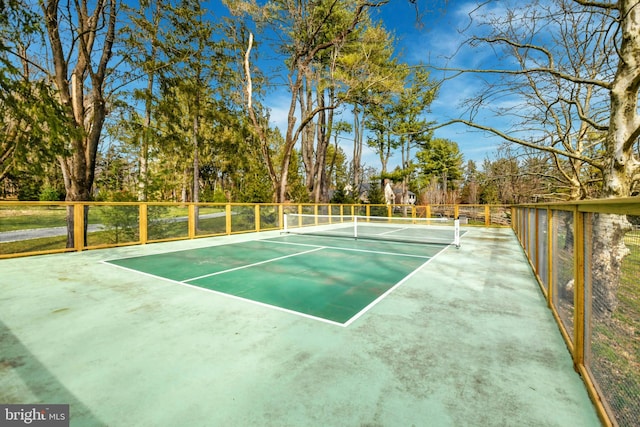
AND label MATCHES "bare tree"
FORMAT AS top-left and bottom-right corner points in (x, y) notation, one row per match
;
(41, 0), (117, 246)
(432, 0), (639, 316)
(236, 0), (388, 202)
